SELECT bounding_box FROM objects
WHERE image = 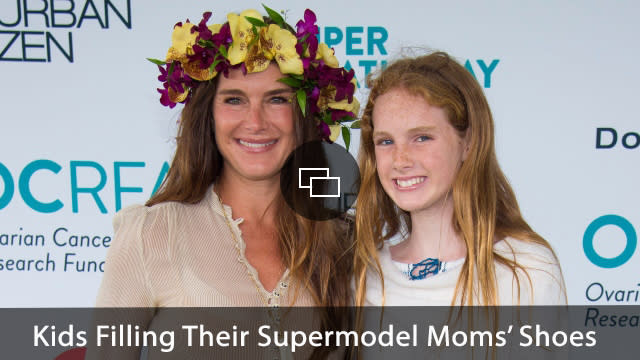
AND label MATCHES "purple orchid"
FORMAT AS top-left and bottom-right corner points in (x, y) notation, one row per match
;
(316, 66), (355, 103)
(192, 12), (213, 41)
(188, 14), (233, 72)
(307, 86), (321, 115)
(156, 62), (192, 107)
(333, 68), (355, 102)
(331, 109), (355, 123)
(317, 122), (331, 142)
(212, 22), (232, 46)
(157, 83), (176, 108)
(295, 9), (319, 59)
(310, 64), (355, 103)
(188, 44), (216, 70)
(296, 36), (318, 59)
(296, 9), (318, 37)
